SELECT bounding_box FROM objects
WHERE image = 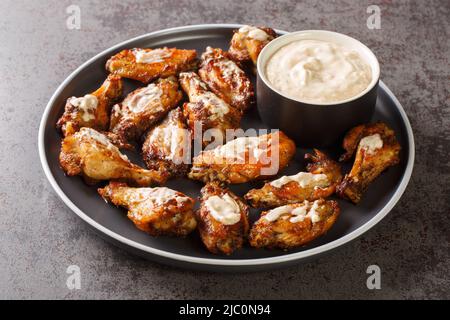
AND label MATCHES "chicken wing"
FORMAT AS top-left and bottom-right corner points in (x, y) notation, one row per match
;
(110, 76), (182, 144)
(245, 149), (342, 208)
(198, 47), (254, 112)
(229, 25), (277, 68)
(56, 74), (123, 136)
(98, 182), (196, 237)
(249, 199), (340, 250)
(106, 47), (197, 83)
(142, 108), (191, 178)
(188, 131), (296, 184)
(337, 122), (401, 203)
(196, 183), (249, 254)
(179, 72), (241, 147)
(59, 128), (167, 186)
